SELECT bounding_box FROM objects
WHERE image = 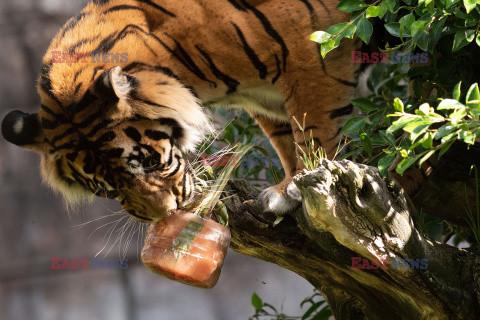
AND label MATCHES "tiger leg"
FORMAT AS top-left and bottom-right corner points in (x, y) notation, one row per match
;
(258, 73), (357, 214)
(248, 113), (301, 213)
